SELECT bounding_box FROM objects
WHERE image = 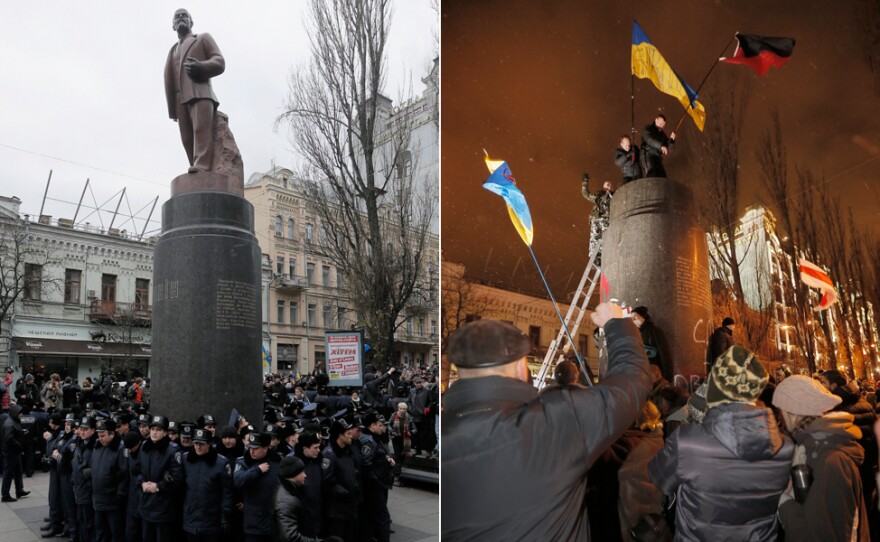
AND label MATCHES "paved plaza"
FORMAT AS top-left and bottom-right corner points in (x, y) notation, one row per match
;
(0, 470), (438, 542)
